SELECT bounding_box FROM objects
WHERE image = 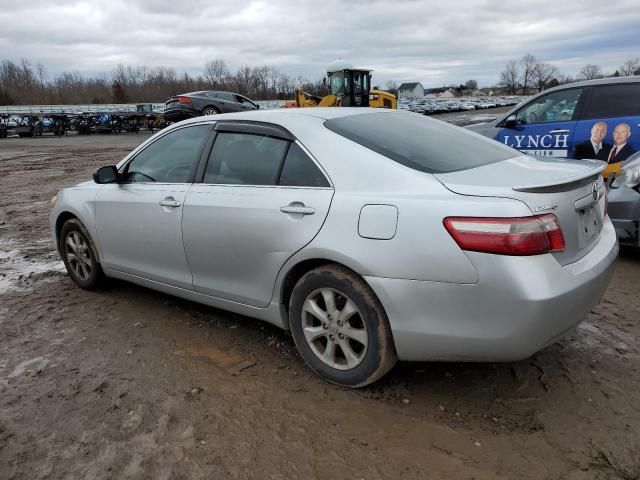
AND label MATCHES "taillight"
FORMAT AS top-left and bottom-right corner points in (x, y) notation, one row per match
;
(177, 96), (191, 104)
(443, 214), (565, 256)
